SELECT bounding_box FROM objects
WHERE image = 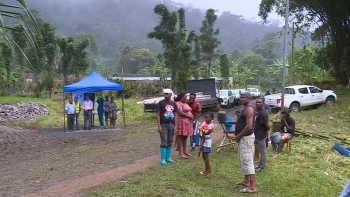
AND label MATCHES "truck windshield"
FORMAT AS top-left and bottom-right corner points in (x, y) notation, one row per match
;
(247, 88), (255, 92)
(219, 91), (228, 96)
